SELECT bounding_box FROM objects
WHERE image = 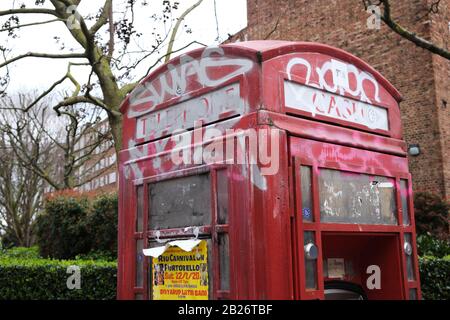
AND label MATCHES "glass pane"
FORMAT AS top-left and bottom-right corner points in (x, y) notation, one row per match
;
(300, 166), (313, 222)
(400, 180), (410, 226)
(319, 169), (397, 225)
(219, 233), (230, 291)
(304, 231), (317, 289)
(322, 258), (328, 278)
(136, 239), (144, 287)
(404, 233), (415, 281)
(134, 293), (144, 300)
(217, 170), (229, 225)
(148, 173), (211, 229)
(409, 288), (417, 300)
(136, 186), (143, 232)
